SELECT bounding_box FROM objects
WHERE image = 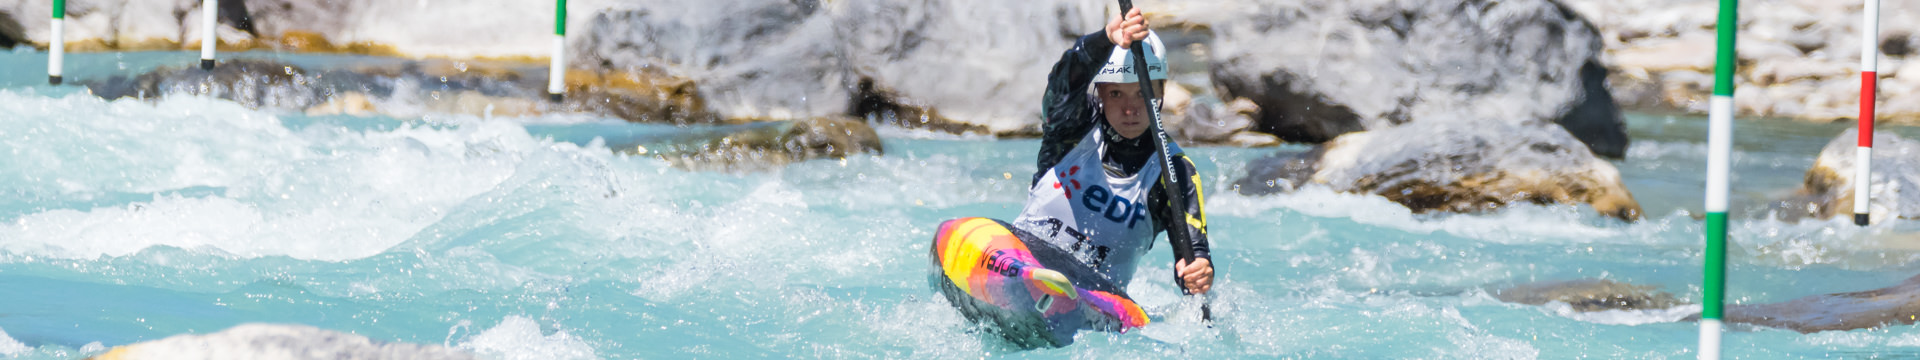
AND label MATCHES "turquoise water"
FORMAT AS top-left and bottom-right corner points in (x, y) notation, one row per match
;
(5, 51), (1920, 359)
